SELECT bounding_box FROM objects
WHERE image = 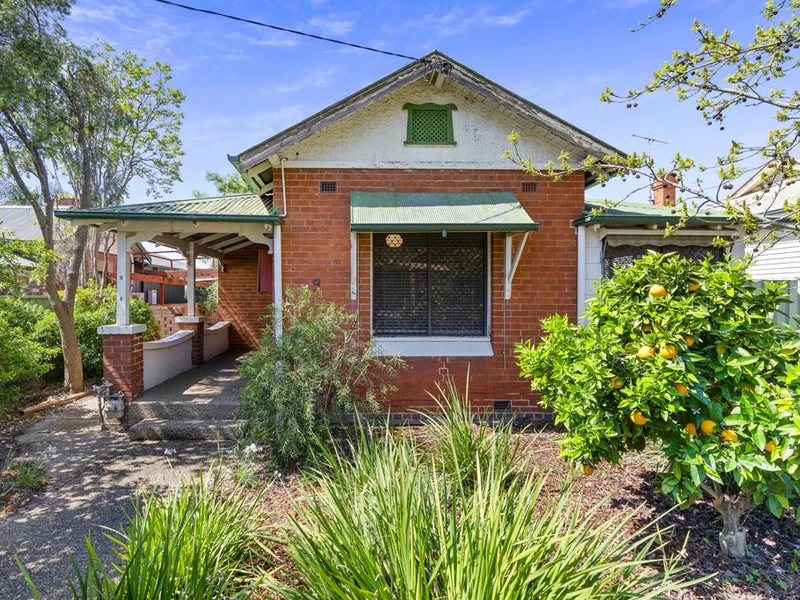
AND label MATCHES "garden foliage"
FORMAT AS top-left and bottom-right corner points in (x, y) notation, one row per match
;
(0, 297), (55, 411)
(33, 282), (158, 376)
(19, 468), (270, 599)
(517, 253), (800, 528)
(276, 417), (694, 599)
(239, 286), (403, 468)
